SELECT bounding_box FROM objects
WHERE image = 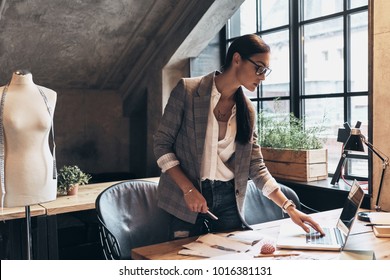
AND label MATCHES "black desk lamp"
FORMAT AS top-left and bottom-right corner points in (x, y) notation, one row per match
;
(331, 122), (364, 185)
(338, 122), (389, 221)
